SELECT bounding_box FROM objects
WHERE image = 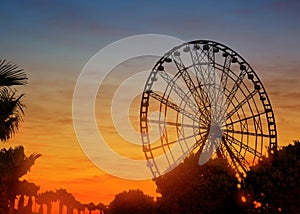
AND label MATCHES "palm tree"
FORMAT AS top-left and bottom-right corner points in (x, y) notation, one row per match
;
(74, 200), (85, 214)
(8, 180), (39, 213)
(56, 188), (76, 214)
(0, 59), (27, 142)
(57, 188), (73, 214)
(96, 203), (106, 214)
(0, 146), (41, 213)
(57, 188), (67, 214)
(86, 202), (96, 214)
(65, 193), (76, 214)
(37, 191), (57, 214)
(0, 60), (27, 86)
